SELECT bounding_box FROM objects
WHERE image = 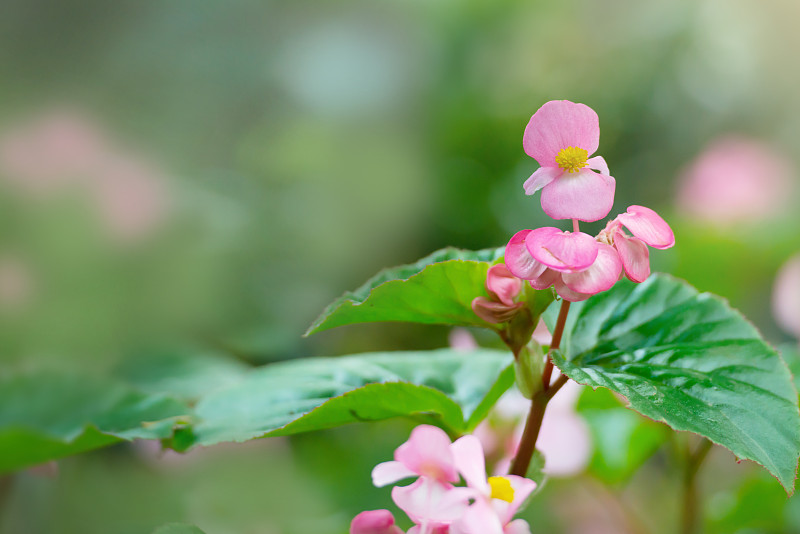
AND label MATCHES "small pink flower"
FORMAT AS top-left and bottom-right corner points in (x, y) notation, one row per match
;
(598, 205), (674, 283)
(449, 435), (536, 534)
(472, 264), (525, 324)
(351, 510), (406, 534)
(522, 100), (616, 222)
(372, 425), (460, 486)
(773, 253), (800, 340)
(504, 228), (620, 302)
